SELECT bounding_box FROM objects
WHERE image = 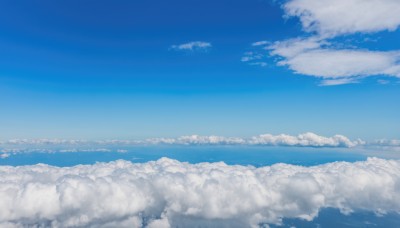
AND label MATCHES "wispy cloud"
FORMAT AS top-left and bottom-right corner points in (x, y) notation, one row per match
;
(241, 51), (267, 67)
(170, 41), (212, 51)
(1, 157), (400, 227)
(251, 40), (270, 46)
(266, 37), (400, 84)
(241, 52), (262, 62)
